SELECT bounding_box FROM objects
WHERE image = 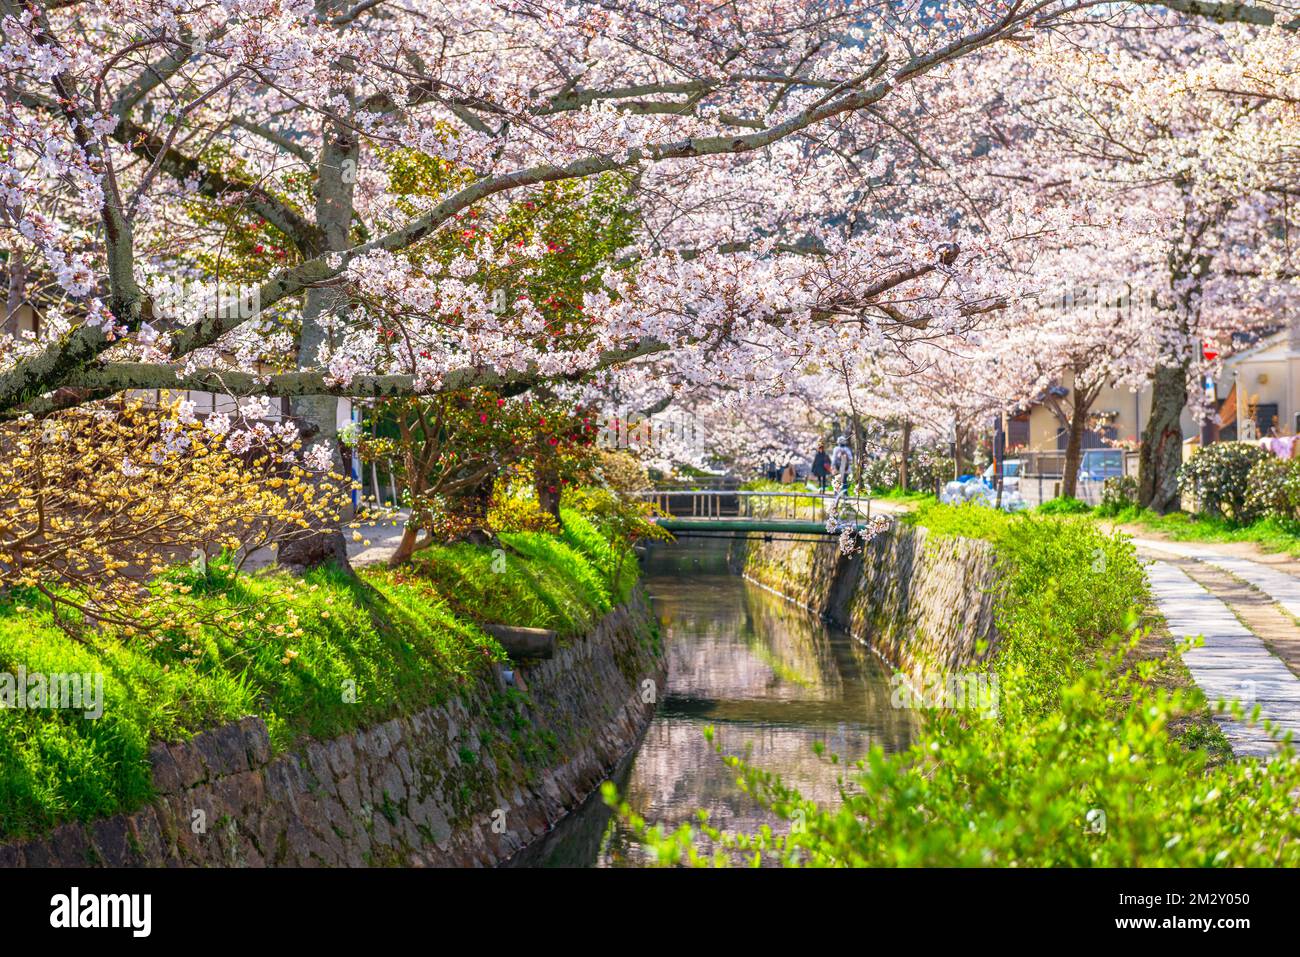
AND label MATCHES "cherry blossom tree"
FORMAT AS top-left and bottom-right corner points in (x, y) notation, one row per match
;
(910, 13), (1300, 510)
(5, 0), (1126, 563)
